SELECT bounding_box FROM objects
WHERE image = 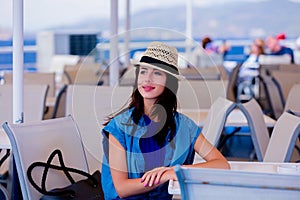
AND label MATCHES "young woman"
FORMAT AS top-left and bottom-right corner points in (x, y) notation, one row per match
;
(101, 42), (230, 200)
